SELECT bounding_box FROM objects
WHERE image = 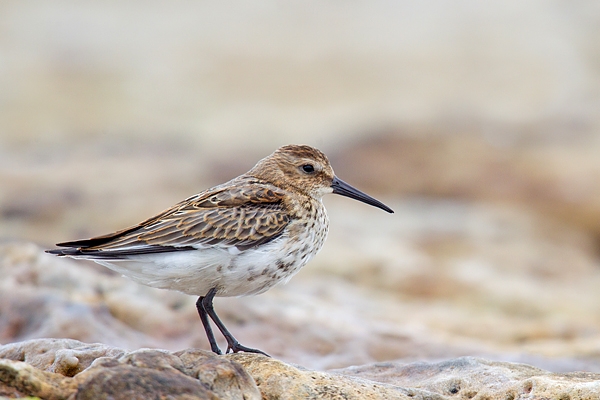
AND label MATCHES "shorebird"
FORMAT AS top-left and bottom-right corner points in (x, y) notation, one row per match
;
(47, 144), (394, 355)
